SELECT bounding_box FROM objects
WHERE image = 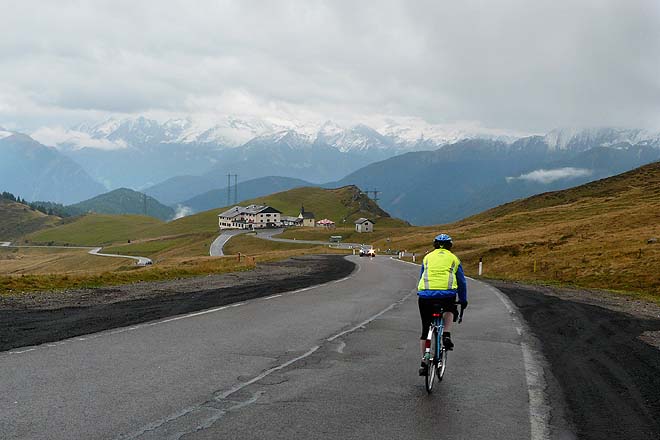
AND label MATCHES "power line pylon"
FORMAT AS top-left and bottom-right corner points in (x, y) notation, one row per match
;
(362, 189), (380, 202)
